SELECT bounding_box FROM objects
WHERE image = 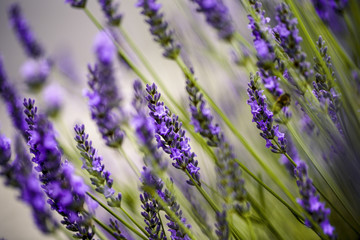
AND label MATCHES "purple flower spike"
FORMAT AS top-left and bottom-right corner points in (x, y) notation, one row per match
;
(274, 3), (312, 81)
(186, 71), (248, 215)
(190, 0), (235, 40)
(295, 161), (336, 238)
(8, 3), (43, 58)
(0, 57), (27, 137)
(145, 83), (201, 186)
(20, 58), (51, 90)
(0, 134), (57, 233)
(98, 0), (122, 26)
(248, 1), (284, 97)
(65, 0), (87, 8)
(137, 0), (181, 59)
(132, 80), (167, 171)
(86, 31), (125, 148)
(247, 74), (287, 153)
(74, 124), (121, 208)
(313, 36), (342, 135)
(24, 99), (95, 239)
